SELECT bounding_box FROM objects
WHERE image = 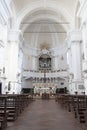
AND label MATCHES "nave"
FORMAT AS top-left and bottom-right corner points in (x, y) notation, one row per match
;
(1, 0), (87, 129)
(6, 99), (87, 130)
